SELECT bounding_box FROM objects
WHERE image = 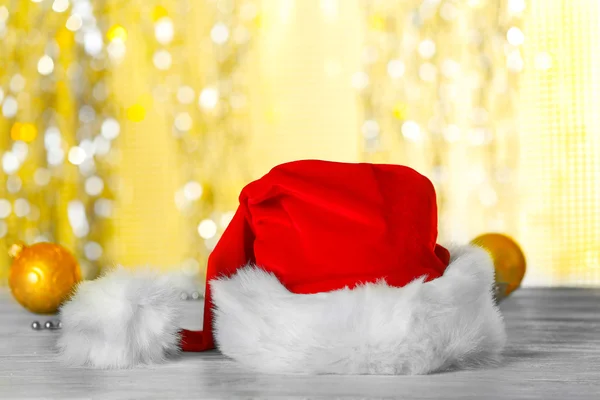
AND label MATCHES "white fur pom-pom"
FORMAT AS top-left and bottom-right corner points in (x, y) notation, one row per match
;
(57, 266), (183, 369)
